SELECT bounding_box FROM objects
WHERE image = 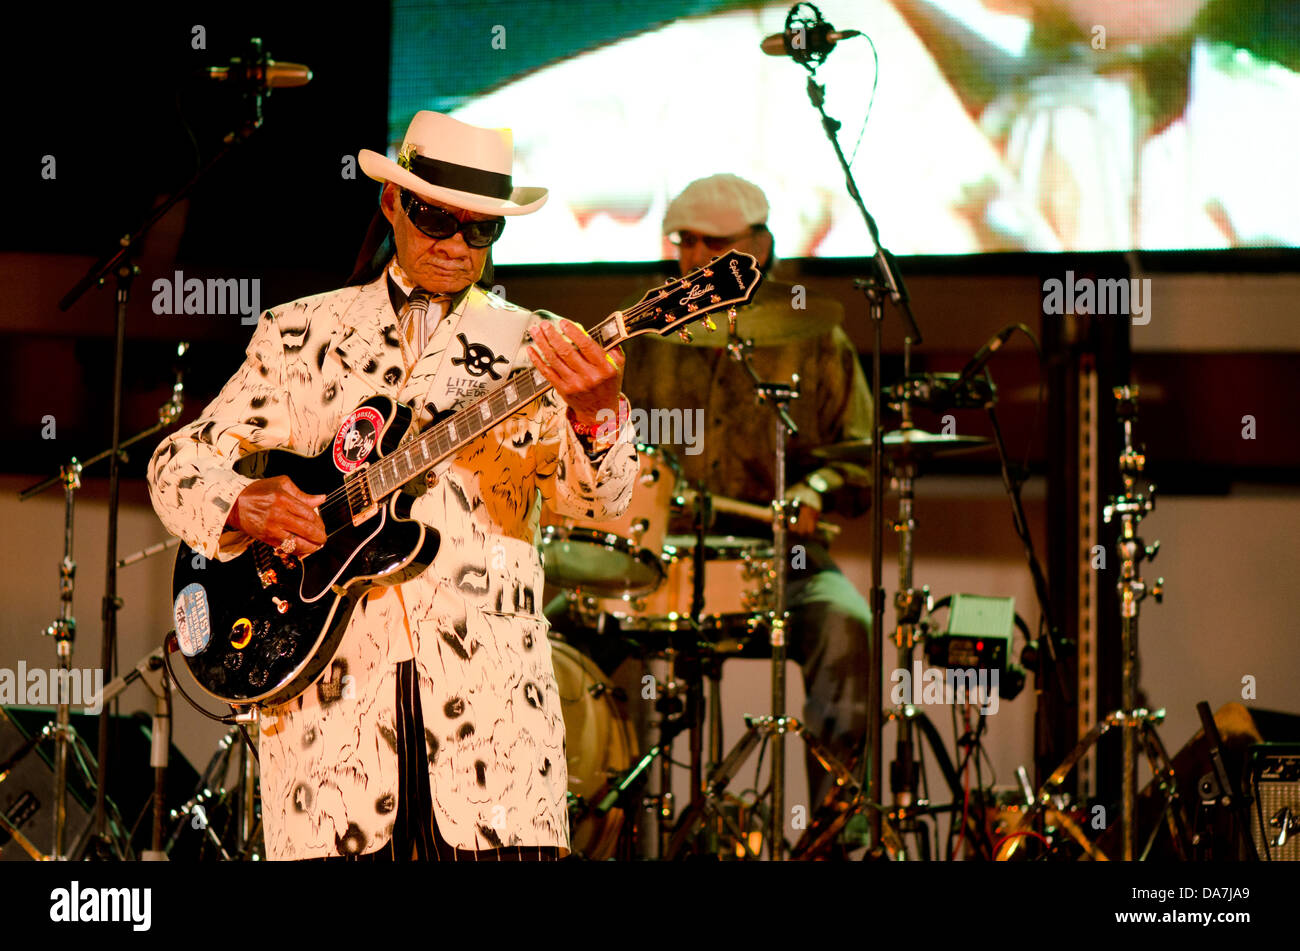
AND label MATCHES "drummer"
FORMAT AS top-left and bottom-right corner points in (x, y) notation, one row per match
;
(579, 174), (875, 842)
